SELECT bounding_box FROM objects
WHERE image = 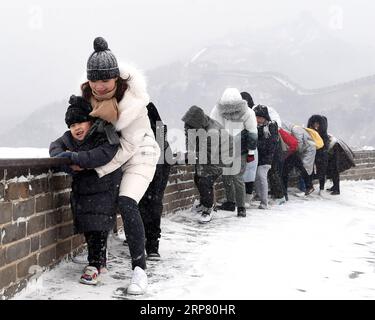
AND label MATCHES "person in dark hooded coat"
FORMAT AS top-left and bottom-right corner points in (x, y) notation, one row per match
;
(307, 115), (330, 193)
(182, 105), (231, 223)
(49, 95), (122, 285)
(326, 135), (355, 195)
